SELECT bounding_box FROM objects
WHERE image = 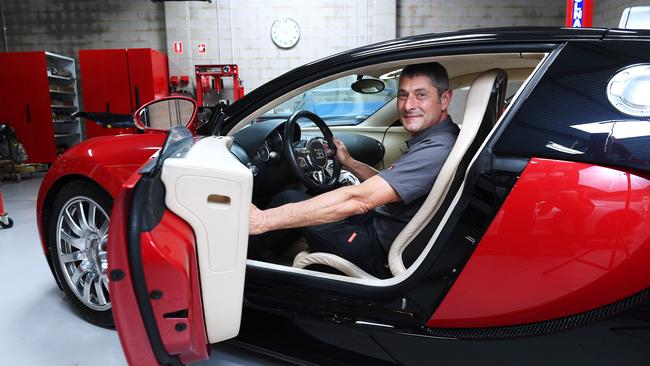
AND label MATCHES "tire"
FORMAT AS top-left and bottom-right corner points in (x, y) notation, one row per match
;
(47, 180), (114, 327)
